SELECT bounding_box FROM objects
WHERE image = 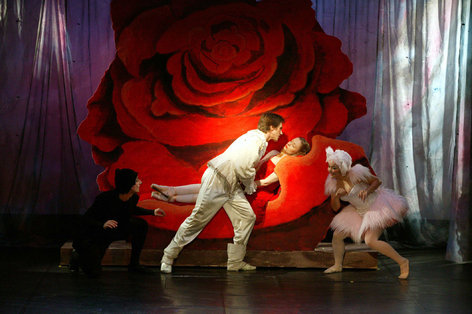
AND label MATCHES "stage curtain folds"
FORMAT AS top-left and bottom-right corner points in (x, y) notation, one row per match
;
(314, 0), (471, 262)
(0, 0), (114, 244)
